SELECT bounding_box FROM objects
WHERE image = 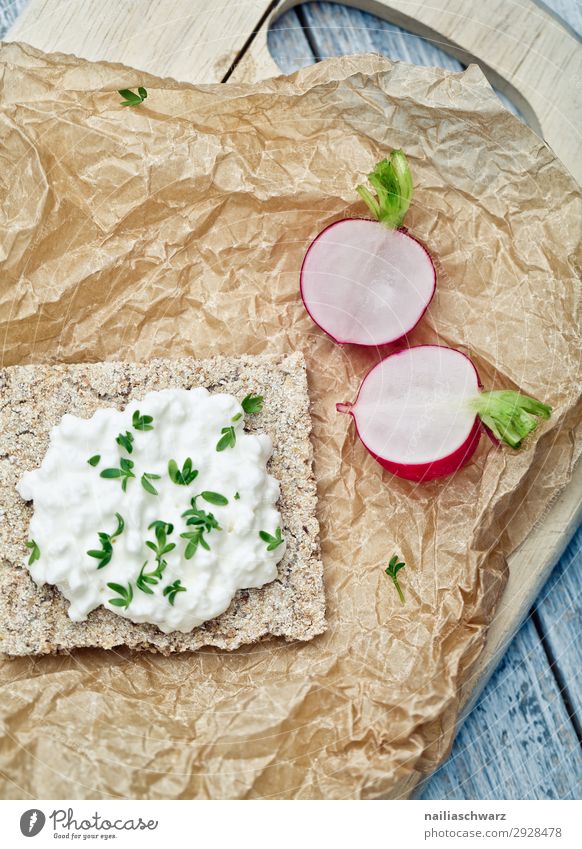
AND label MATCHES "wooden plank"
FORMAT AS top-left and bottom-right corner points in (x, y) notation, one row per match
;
(541, 0), (582, 35)
(534, 525), (582, 725)
(300, 0), (464, 69)
(419, 613), (582, 799)
(6, 0), (278, 84)
(460, 461), (582, 713)
(0, 0), (27, 36)
(267, 8), (316, 74)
